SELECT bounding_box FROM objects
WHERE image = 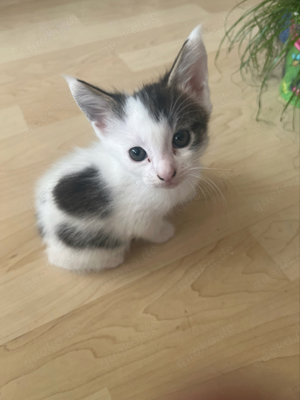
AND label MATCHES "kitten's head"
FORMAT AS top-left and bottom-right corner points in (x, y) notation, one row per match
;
(65, 25), (211, 189)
